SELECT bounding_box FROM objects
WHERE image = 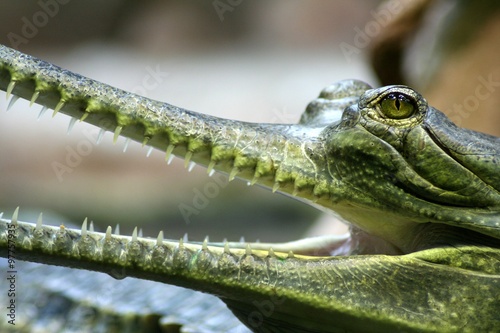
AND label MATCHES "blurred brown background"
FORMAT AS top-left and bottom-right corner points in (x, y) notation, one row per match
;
(0, 1), (498, 242)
